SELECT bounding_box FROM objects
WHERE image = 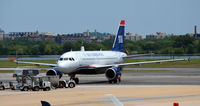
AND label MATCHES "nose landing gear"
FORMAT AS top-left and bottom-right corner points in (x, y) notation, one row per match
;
(69, 74), (79, 84)
(73, 78), (79, 84)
